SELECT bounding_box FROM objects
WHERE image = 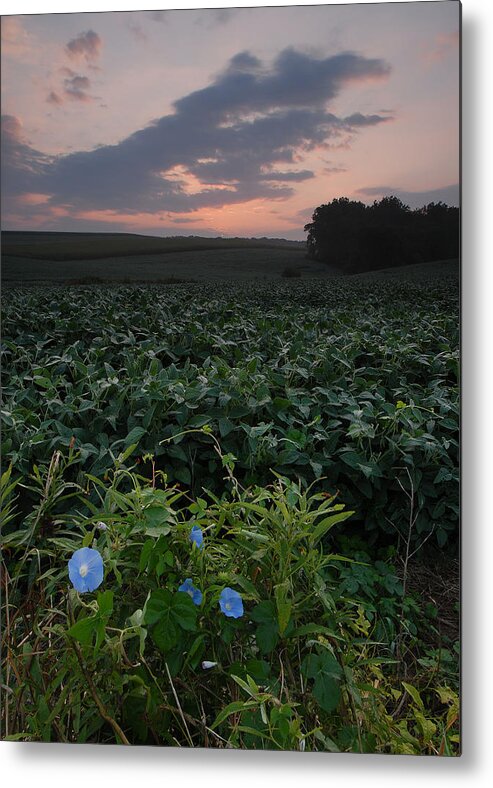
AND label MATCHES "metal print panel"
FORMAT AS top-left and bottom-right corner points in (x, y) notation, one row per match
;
(1, 1), (460, 754)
